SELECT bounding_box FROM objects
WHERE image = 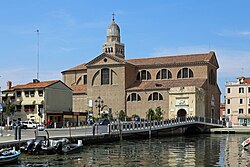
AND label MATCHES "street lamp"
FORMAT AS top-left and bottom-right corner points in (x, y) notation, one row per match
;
(95, 96), (104, 118)
(95, 96), (103, 134)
